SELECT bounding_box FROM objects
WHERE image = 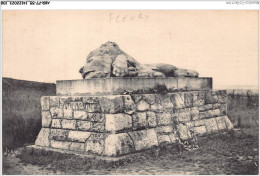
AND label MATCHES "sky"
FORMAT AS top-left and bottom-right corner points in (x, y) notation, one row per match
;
(2, 10), (259, 89)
